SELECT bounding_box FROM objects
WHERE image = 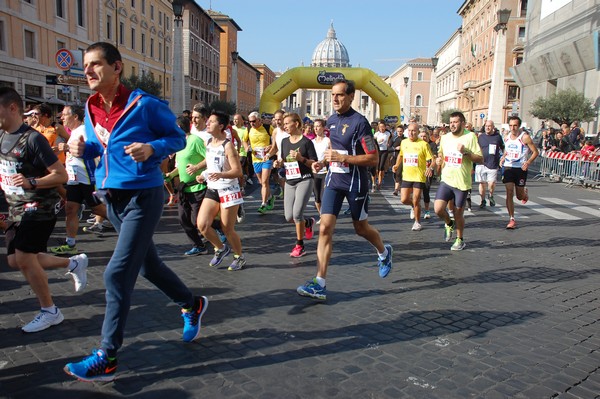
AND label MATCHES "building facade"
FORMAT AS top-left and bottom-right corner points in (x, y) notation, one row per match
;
(511, 0), (600, 134)
(430, 29), (462, 126)
(387, 58), (435, 125)
(0, 0), (176, 111)
(457, 0), (526, 129)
